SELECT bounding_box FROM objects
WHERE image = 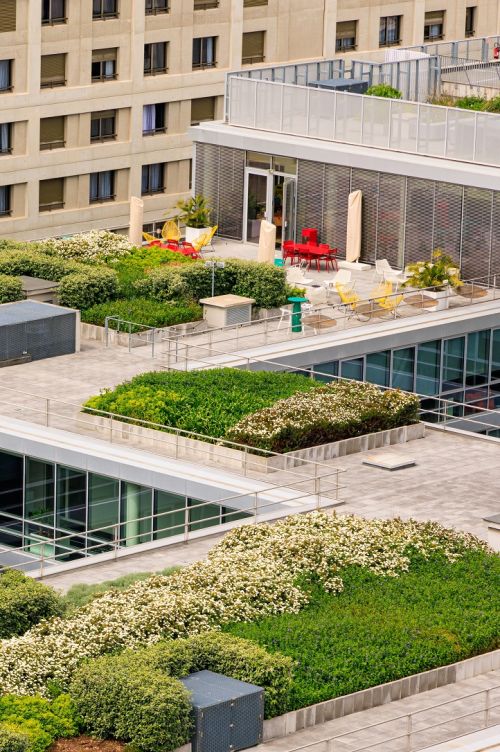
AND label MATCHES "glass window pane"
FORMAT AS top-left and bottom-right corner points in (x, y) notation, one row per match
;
(416, 340), (441, 395)
(56, 466), (86, 533)
(25, 458), (54, 528)
(366, 351), (390, 386)
(314, 361), (338, 383)
(188, 498), (221, 532)
(246, 151), (271, 169)
(88, 473), (119, 542)
(491, 329), (500, 380)
(442, 337), (465, 390)
(120, 482), (152, 546)
(391, 347), (415, 391)
(466, 330), (490, 386)
(221, 506), (252, 524)
(154, 490), (185, 540)
(0, 450), (23, 518)
(340, 358), (364, 381)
